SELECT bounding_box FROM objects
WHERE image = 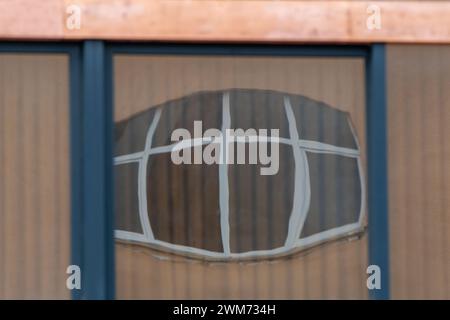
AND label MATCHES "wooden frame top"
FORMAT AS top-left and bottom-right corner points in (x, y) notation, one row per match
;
(0, 0), (449, 43)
